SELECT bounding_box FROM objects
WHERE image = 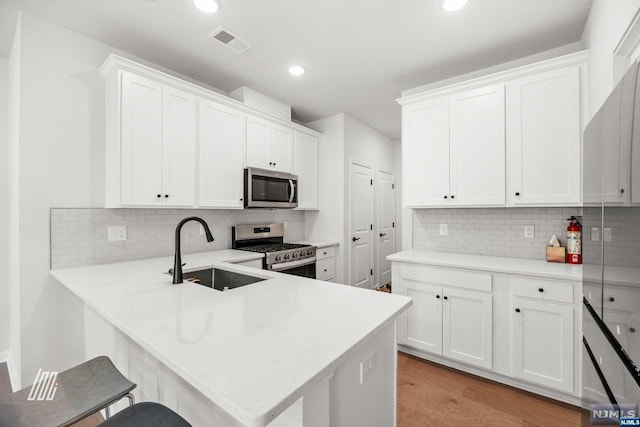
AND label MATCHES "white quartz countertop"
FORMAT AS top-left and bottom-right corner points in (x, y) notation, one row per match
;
(51, 249), (410, 427)
(388, 250), (582, 280)
(293, 240), (340, 249)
